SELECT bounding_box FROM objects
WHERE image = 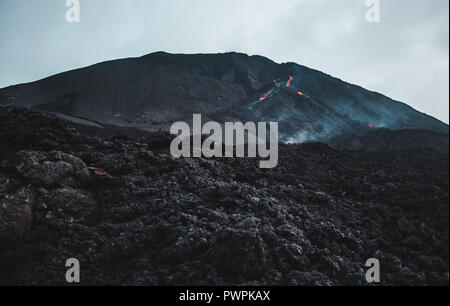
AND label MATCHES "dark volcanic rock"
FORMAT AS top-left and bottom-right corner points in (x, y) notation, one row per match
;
(34, 188), (97, 226)
(0, 52), (447, 143)
(0, 107), (448, 286)
(205, 229), (268, 280)
(0, 186), (35, 239)
(330, 128), (449, 153)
